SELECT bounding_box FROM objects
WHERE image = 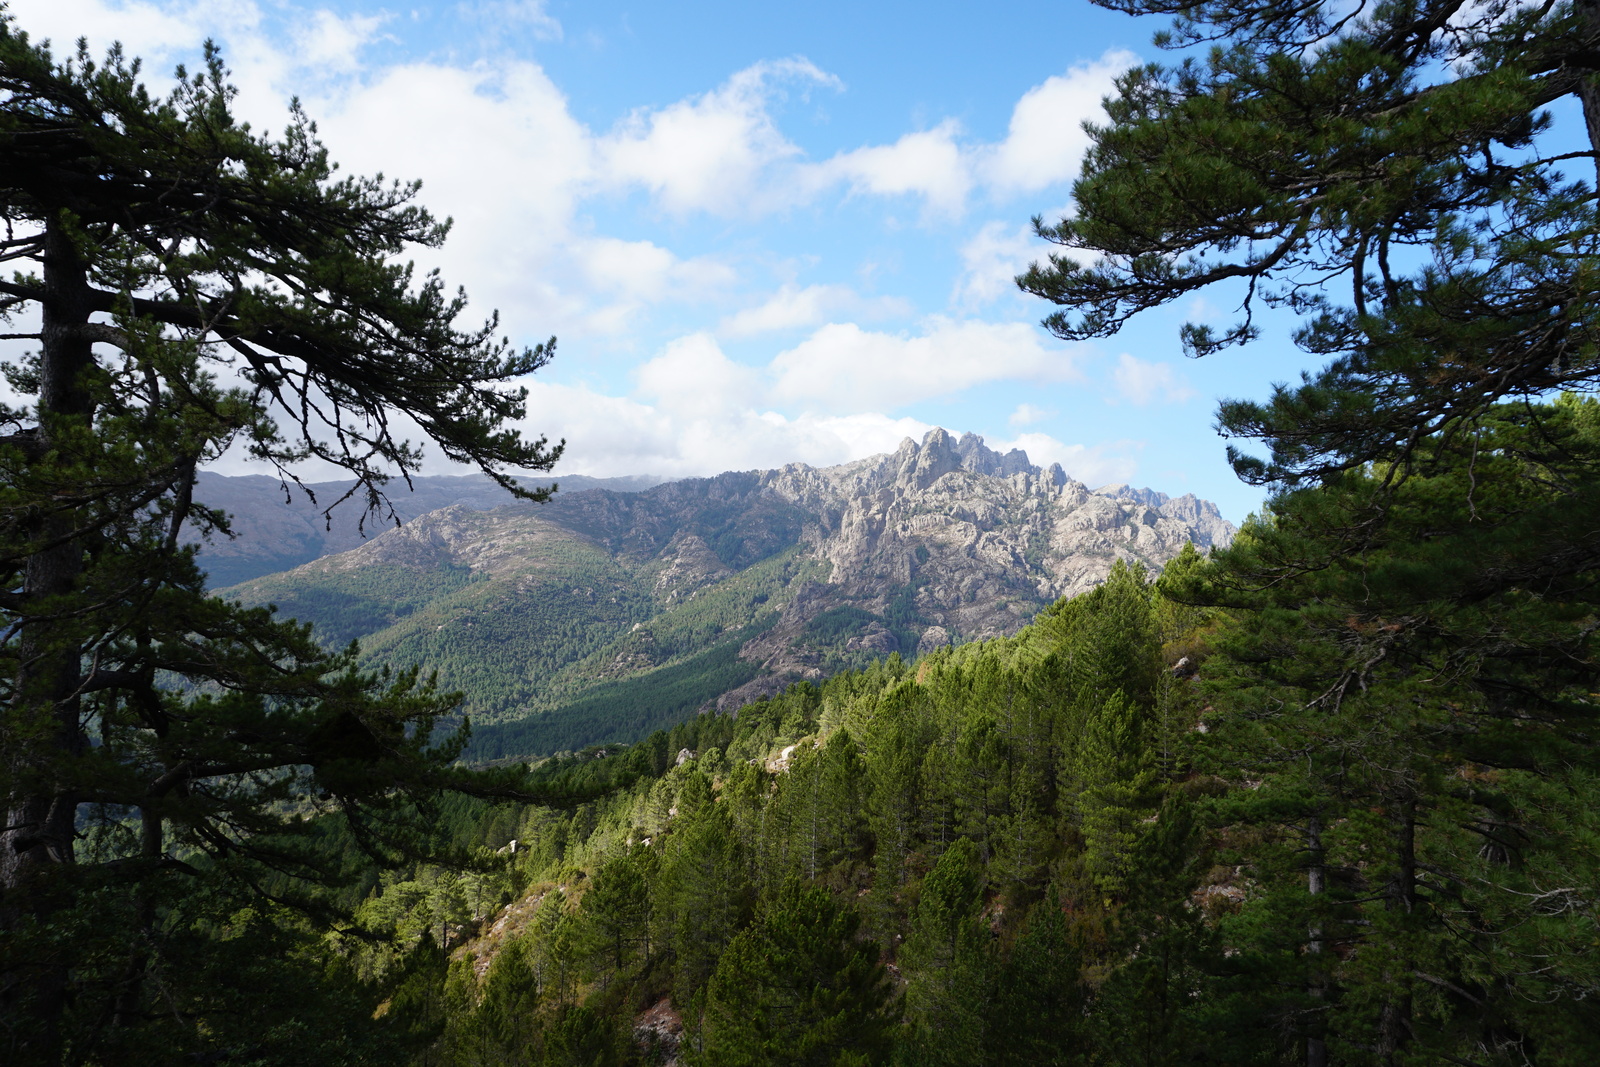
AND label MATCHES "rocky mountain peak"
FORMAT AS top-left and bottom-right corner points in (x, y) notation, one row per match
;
(955, 431), (1033, 478)
(221, 430), (1241, 757)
